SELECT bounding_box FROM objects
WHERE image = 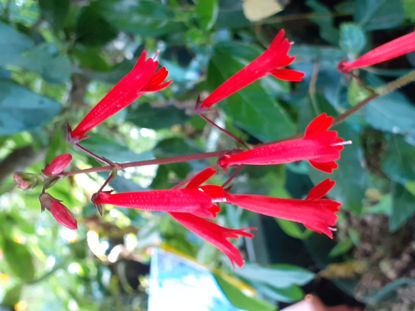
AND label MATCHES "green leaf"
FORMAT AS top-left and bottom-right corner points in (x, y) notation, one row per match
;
(364, 91), (415, 145)
(382, 135), (415, 184)
(8, 43), (72, 84)
(356, 0), (405, 30)
(0, 79), (61, 135)
(2, 284), (22, 307)
(3, 238), (35, 281)
(76, 4), (118, 46)
(39, 0), (70, 31)
(126, 103), (189, 130)
(154, 137), (203, 157)
(196, 0), (218, 30)
(328, 238), (354, 258)
(276, 219), (312, 240)
(348, 79), (371, 107)
(213, 273), (275, 311)
(216, 0), (250, 28)
(97, 0), (185, 37)
(405, 181), (415, 196)
(80, 134), (154, 163)
(0, 22), (33, 64)
(307, 0), (339, 45)
(402, 0), (415, 20)
(390, 183), (415, 231)
(236, 263), (314, 288)
(256, 283), (304, 303)
(208, 43), (295, 141)
(290, 45), (345, 69)
(339, 23), (366, 55)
